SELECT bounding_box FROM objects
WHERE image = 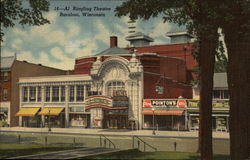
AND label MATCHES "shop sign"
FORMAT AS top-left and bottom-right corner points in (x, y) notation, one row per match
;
(177, 99), (187, 108)
(143, 99), (187, 108)
(113, 96), (129, 107)
(85, 96), (112, 108)
(187, 100), (229, 108)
